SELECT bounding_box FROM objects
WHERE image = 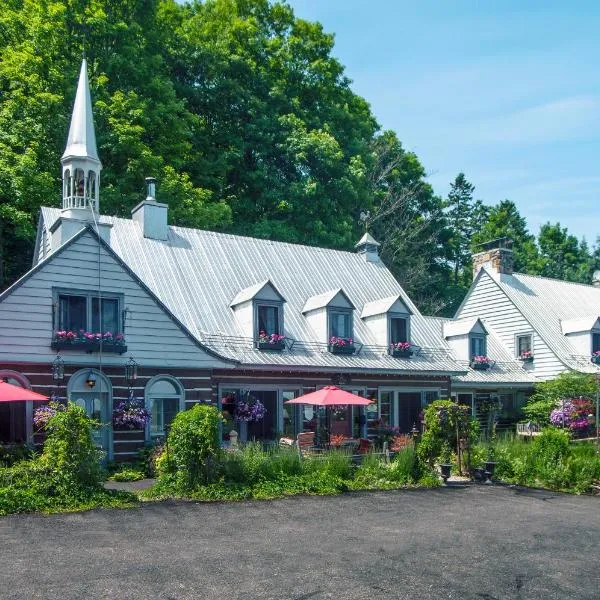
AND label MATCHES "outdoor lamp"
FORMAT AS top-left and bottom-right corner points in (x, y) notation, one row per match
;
(125, 356), (138, 386)
(85, 371), (97, 388)
(51, 354), (64, 381)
